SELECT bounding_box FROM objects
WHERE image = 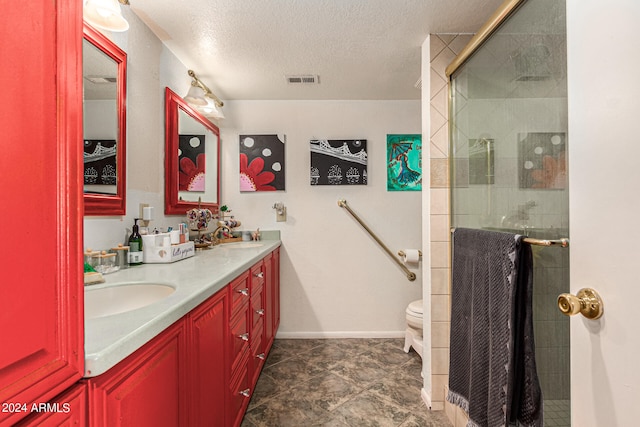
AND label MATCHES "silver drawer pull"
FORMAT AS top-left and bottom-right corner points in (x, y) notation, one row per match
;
(257, 353), (266, 360)
(256, 309), (265, 316)
(239, 388), (251, 398)
(238, 333), (249, 341)
(254, 272), (264, 278)
(237, 288), (249, 296)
